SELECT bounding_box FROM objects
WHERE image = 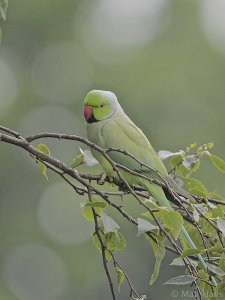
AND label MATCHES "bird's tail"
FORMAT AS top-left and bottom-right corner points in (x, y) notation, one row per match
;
(145, 182), (217, 286)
